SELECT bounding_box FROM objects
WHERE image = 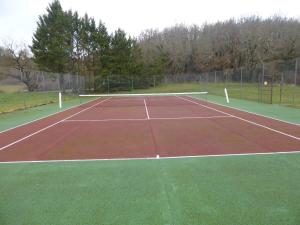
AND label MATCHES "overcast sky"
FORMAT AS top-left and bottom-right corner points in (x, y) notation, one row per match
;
(0, 0), (299, 46)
